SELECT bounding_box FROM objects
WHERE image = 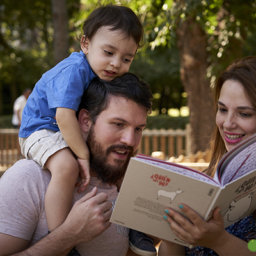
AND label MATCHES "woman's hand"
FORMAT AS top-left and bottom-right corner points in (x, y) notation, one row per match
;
(164, 204), (255, 256)
(164, 205), (226, 248)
